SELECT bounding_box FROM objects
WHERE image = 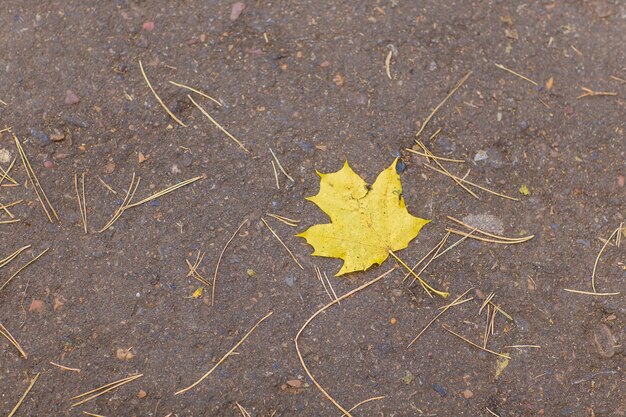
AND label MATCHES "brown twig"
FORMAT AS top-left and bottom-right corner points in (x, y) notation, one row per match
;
(494, 63), (538, 86)
(295, 268), (396, 417)
(576, 87), (617, 99)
